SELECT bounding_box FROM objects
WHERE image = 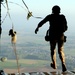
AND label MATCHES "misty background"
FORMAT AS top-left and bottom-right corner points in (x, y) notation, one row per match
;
(0, 0), (75, 71)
